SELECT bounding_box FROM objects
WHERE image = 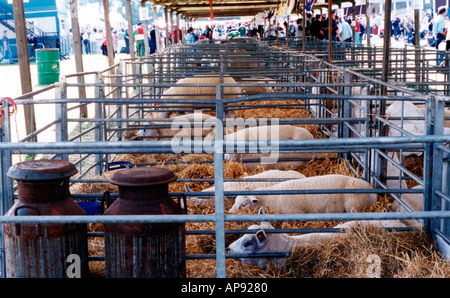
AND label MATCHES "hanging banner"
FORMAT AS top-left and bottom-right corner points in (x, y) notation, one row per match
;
(286, 0), (295, 15)
(209, 0), (214, 19)
(256, 12), (265, 25)
(305, 0), (317, 11)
